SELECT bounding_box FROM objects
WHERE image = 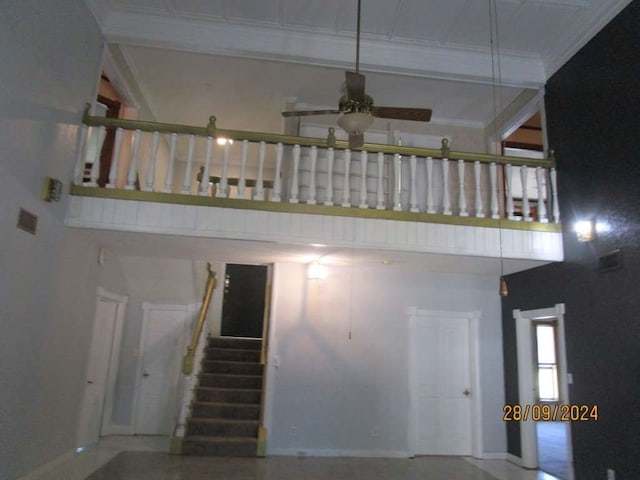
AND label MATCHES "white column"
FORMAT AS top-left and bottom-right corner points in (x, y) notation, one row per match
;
(289, 144), (300, 203)
(426, 156), (435, 214)
(458, 159), (468, 216)
(536, 167), (548, 223)
(163, 132), (177, 193)
(324, 148), (335, 206)
(74, 124), (89, 184)
(88, 125), (106, 186)
(505, 164), (515, 220)
(107, 127), (123, 189)
(237, 139), (248, 198)
(341, 149), (351, 207)
(253, 141), (266, 200)
(550, 168), (560, 223)
(376, 152), (385, 210)
(359, 150), (368, 209)
(442, 157), (452, 215)
(145, 131), (160, 191)
(200, 136), (214, 196)
(308, 146), (318, 205)
(271, 143), (283, 202)
(521, 165), (532, 221)
(489, 162), (499, 219)
(474, 161), (483, 218)
(409, 155), (419, 212)
(217, 141), (230, 198)
(393, 153), (402, 211)
(125, 129), (141, 190)
(182, 134), (195, 194)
